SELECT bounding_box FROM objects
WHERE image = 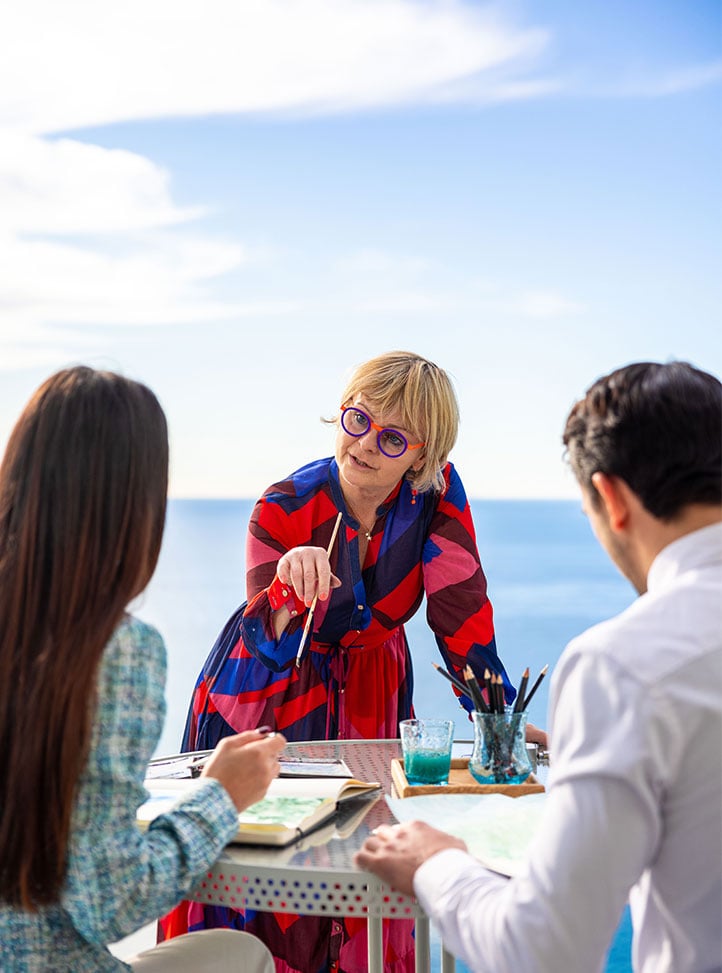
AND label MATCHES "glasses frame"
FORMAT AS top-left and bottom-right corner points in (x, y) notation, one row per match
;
(340, 405), (425, 459)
